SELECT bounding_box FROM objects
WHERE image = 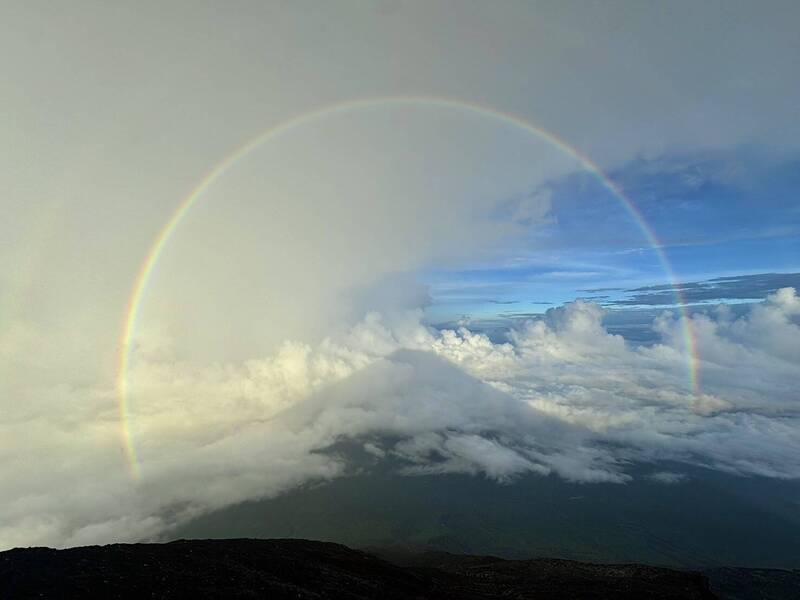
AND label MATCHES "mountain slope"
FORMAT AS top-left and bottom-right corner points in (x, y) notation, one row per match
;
(172, 455), (800, 569)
